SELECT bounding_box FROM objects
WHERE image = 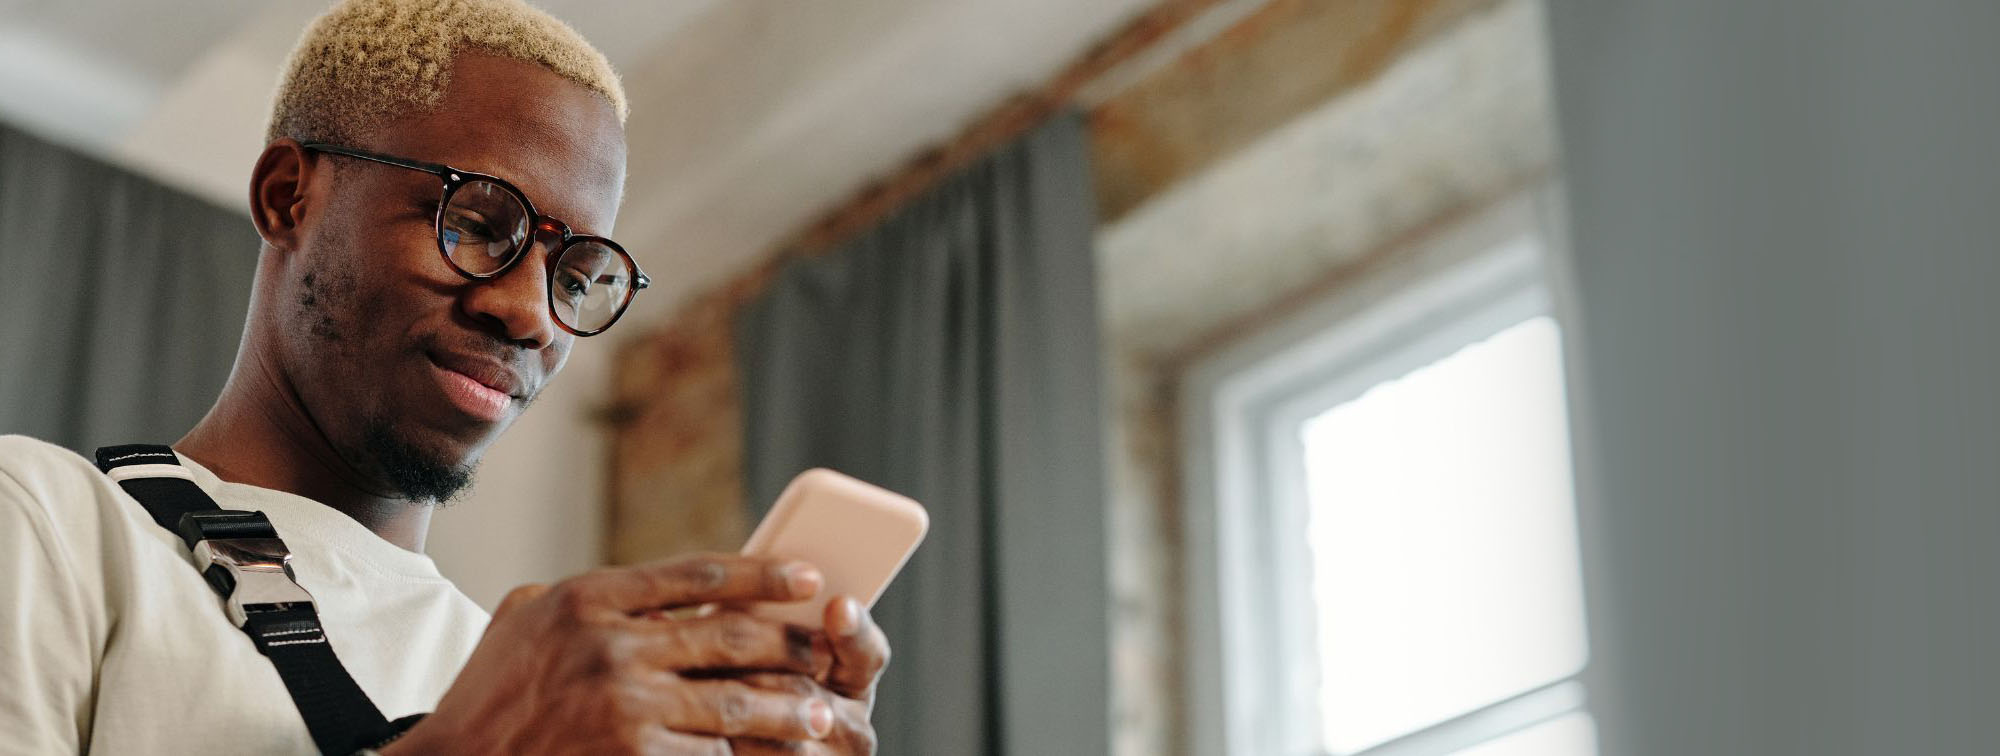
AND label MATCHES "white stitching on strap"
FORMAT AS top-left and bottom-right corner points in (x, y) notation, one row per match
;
(265, 638), (328, 647)
(261, 628), (323, 638)
(104, 451), (178, 464)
